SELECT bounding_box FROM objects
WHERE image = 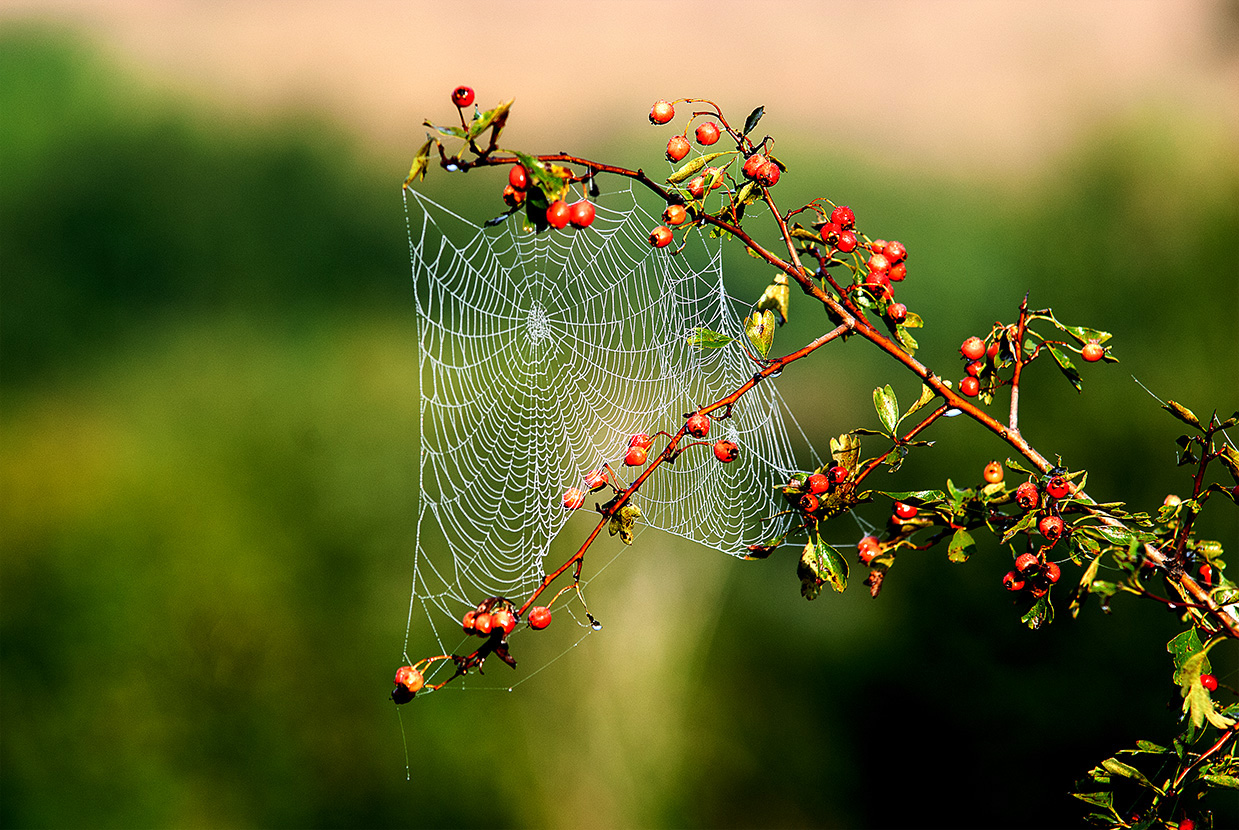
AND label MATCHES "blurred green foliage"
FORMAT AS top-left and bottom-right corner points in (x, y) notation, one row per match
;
(2, 24), (1236, 829)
